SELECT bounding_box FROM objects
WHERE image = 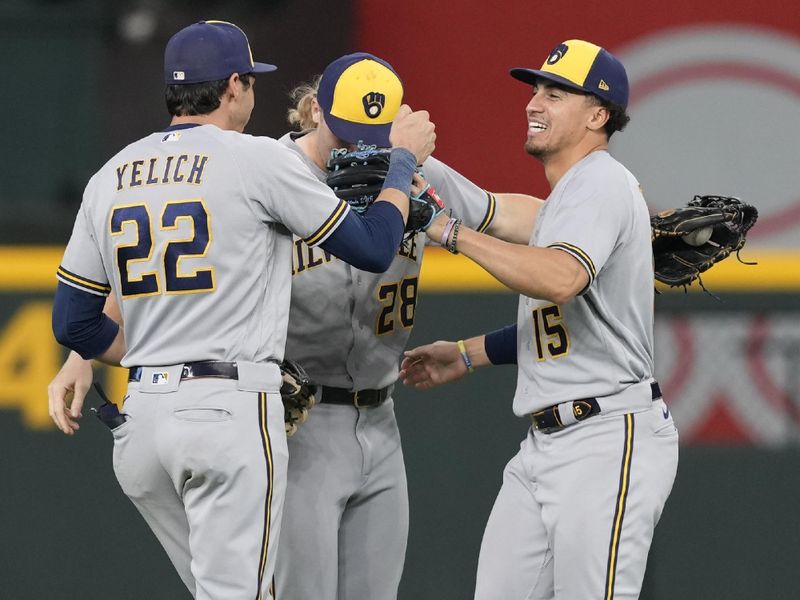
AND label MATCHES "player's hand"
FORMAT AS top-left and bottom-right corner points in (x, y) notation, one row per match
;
(424, 212), (451, 244)
(400, 340), (468, 390)
(410, 172), (427, 196)
(389, 104), (436, 165)
(48, 351), (94, 436)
